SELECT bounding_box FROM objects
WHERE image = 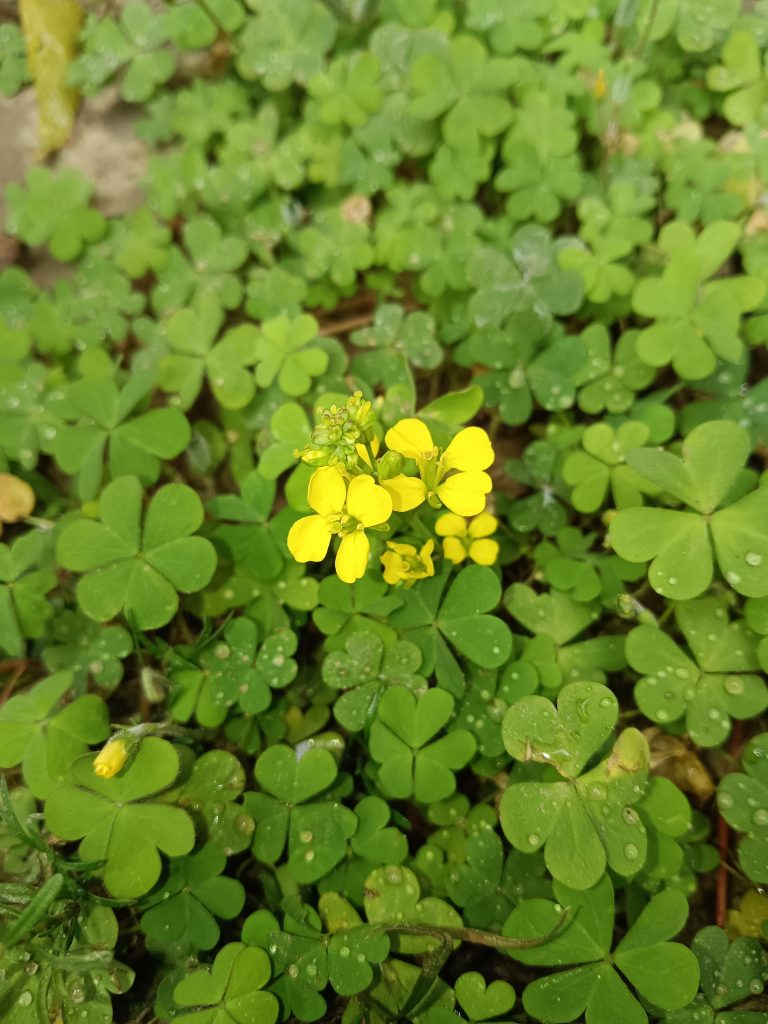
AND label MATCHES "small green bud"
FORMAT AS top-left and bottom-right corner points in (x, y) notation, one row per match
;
(377, 450), (404, 480)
